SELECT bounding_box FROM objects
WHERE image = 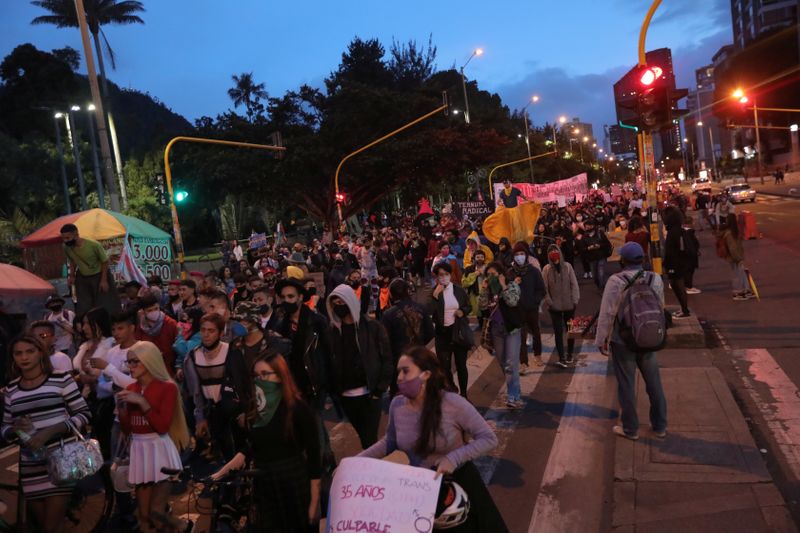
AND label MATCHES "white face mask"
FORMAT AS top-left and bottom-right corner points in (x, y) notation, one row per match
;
(145, 310), (161, 322)
(514, 255), (527, 266)
(576, 215), (583, 221)
(438, 274), (451, 286)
